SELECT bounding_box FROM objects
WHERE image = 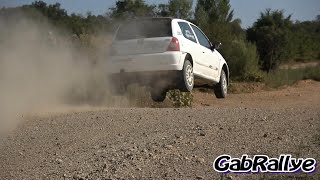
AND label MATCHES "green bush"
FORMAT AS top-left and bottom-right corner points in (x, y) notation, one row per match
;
(303, 66), (320, 81)
(167, 90), (193, 107)
(264, 66), (320, 88)
(222, 39), (263, 82)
